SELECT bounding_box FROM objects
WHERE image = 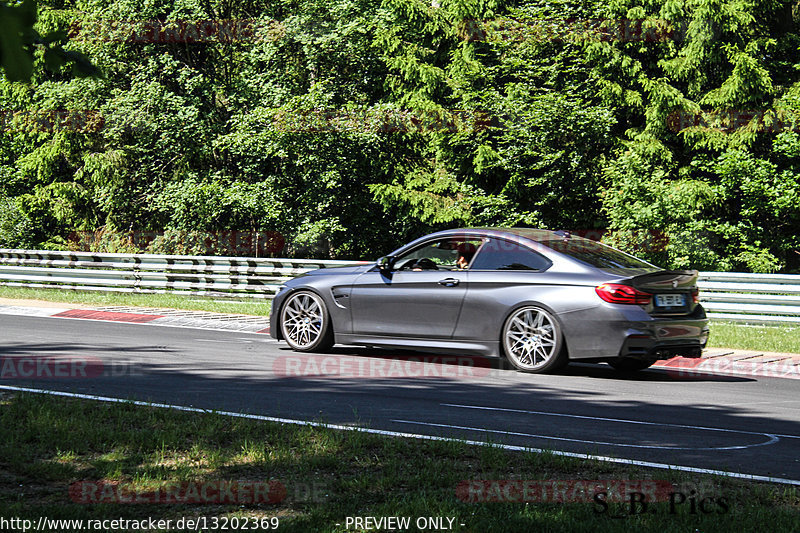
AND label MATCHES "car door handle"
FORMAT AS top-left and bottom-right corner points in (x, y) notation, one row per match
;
(438, 278), (460, 287)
